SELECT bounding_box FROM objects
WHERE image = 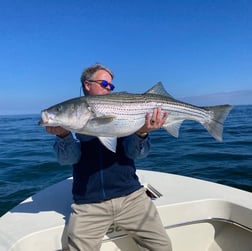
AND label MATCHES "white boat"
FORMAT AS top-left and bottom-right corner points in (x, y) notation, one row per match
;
(0, 169), (252, 251)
